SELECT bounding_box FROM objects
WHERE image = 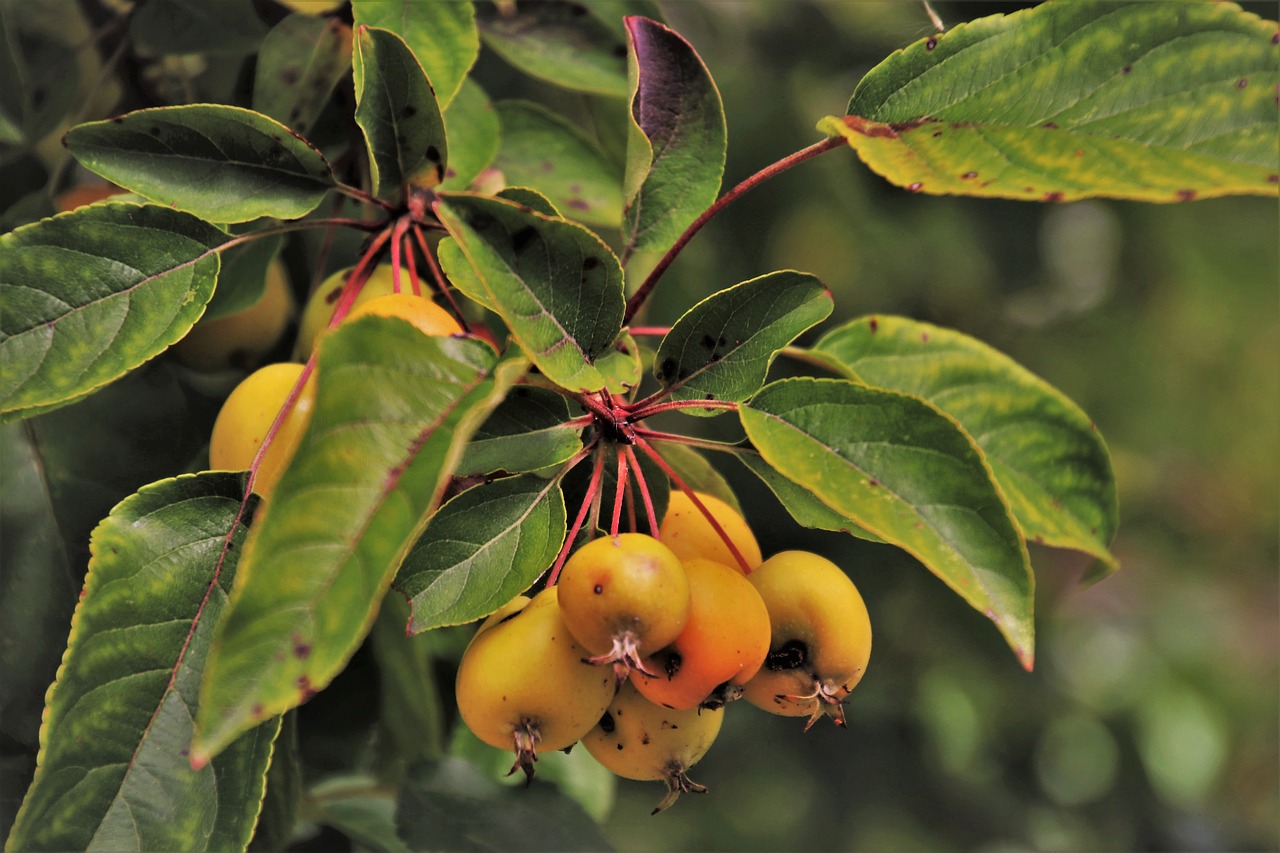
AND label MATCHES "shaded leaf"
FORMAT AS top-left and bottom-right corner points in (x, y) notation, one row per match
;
(353, 26), (448, 202)
(653, 441), (741, 515)
(813, 315), (1118, 575)
(0, 203), (227, 422)
(440, 78), (499, 190)
(493, 100), (623, 227)
(395, 475), (567, 634)
(623, 16), (726, 257)
(308, 776), (411, 853)
(6, 473), (280, 852)
(203, 232), (284, 320)
(397, 759), (614, 852)
(655, 271), (833, 413)
(458, 386), (582, 477)
(66, 106), (334, 223)
(741, 378), (1034, 668)
(477, 1), (628, 98)
(737, 452), (882, 543)
(191, 321), (504, 765)
(128, 0), (268, 56)
(823, 1), (1280, 201)
(253, 13), (353, 138)
(352, 0), (478, 109)
(370, 596), (447, 782)
(248, 711), (301, 852)
(435, 193), (625, 392)
(0, 424), (77, 752)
